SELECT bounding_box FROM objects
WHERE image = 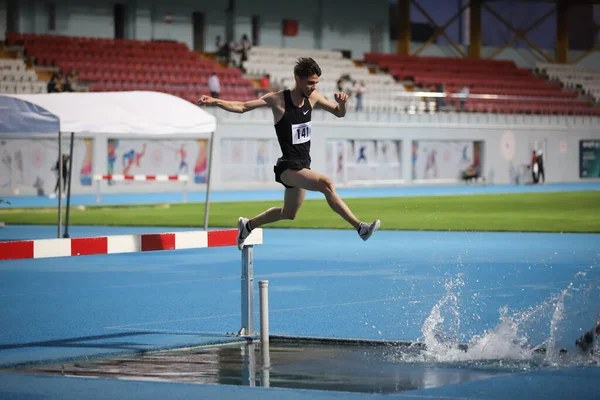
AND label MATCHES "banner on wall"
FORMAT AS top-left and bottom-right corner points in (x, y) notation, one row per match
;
(282, 19), (299, 36)
(0, 138), (93, 196)
(580, 140), (600, 178)
(326, 140), (346, 183)
(411, 140), (480, 181)
(326, 139), (402, 184)
(106, 139), (208, 185)
(220, 139), (280, 183)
